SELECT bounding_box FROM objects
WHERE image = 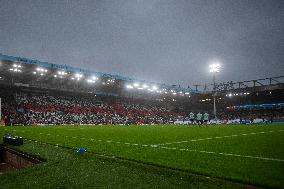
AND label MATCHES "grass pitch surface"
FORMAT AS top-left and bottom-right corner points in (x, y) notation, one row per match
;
(0, 124), (283, 188)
